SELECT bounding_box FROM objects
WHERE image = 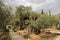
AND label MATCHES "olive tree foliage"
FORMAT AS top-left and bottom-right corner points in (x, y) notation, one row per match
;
(56, 13), (60, 21)
(55, 13), (60, 30)
(0, 0), (12, 29)
(32, 14), (59, 29)
(29, 12), (40, 28)
(29, 11), (40, 21)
